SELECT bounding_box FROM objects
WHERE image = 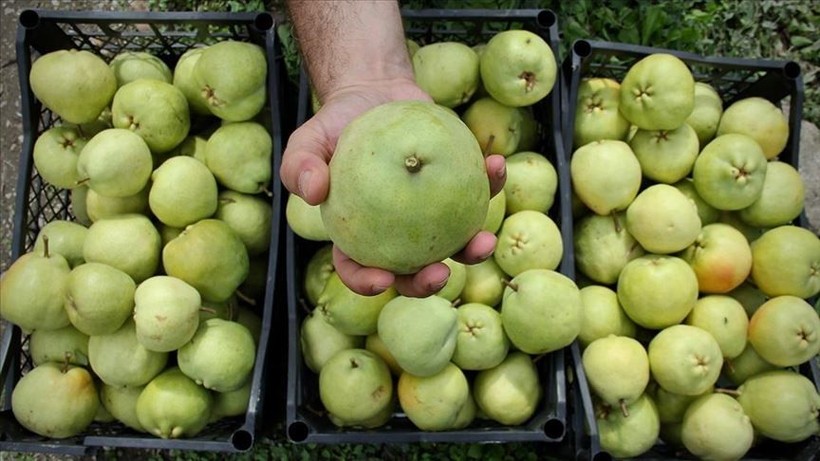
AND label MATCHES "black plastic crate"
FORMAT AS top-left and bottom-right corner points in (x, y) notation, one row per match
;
(0, 9), (286, 455)
(283, 8), (573, 445)
(559, 40), (819, 461)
